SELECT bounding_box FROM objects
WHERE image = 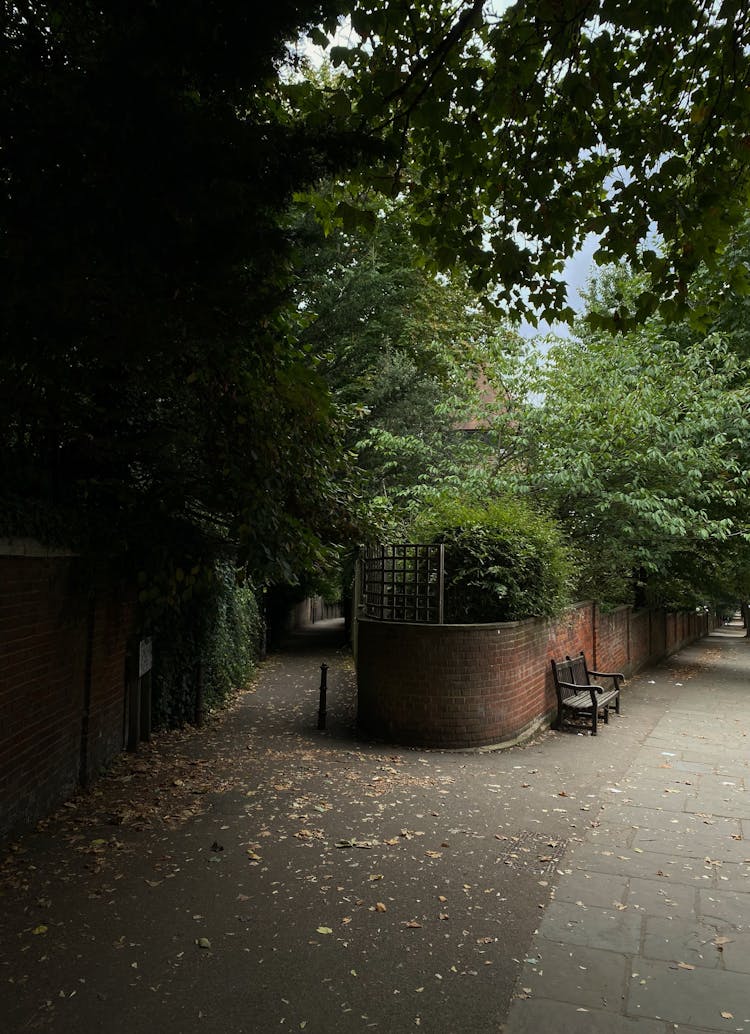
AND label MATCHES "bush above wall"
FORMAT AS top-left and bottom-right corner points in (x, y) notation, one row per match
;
(412, 495), (574, 624)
